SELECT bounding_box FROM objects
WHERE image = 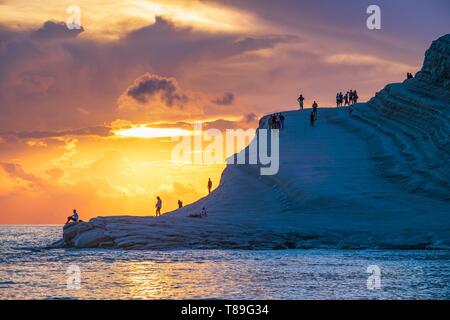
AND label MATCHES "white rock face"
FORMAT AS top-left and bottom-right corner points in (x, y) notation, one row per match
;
(59, 35), (450, 250)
